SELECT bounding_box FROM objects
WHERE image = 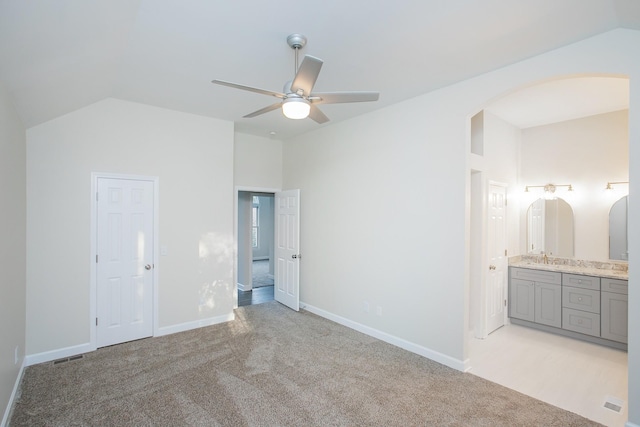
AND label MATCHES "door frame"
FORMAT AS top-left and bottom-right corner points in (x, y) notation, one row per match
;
(469, 170), (487, 339)
(89, 172), (160, 351)
(234, 186), (281, 308)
